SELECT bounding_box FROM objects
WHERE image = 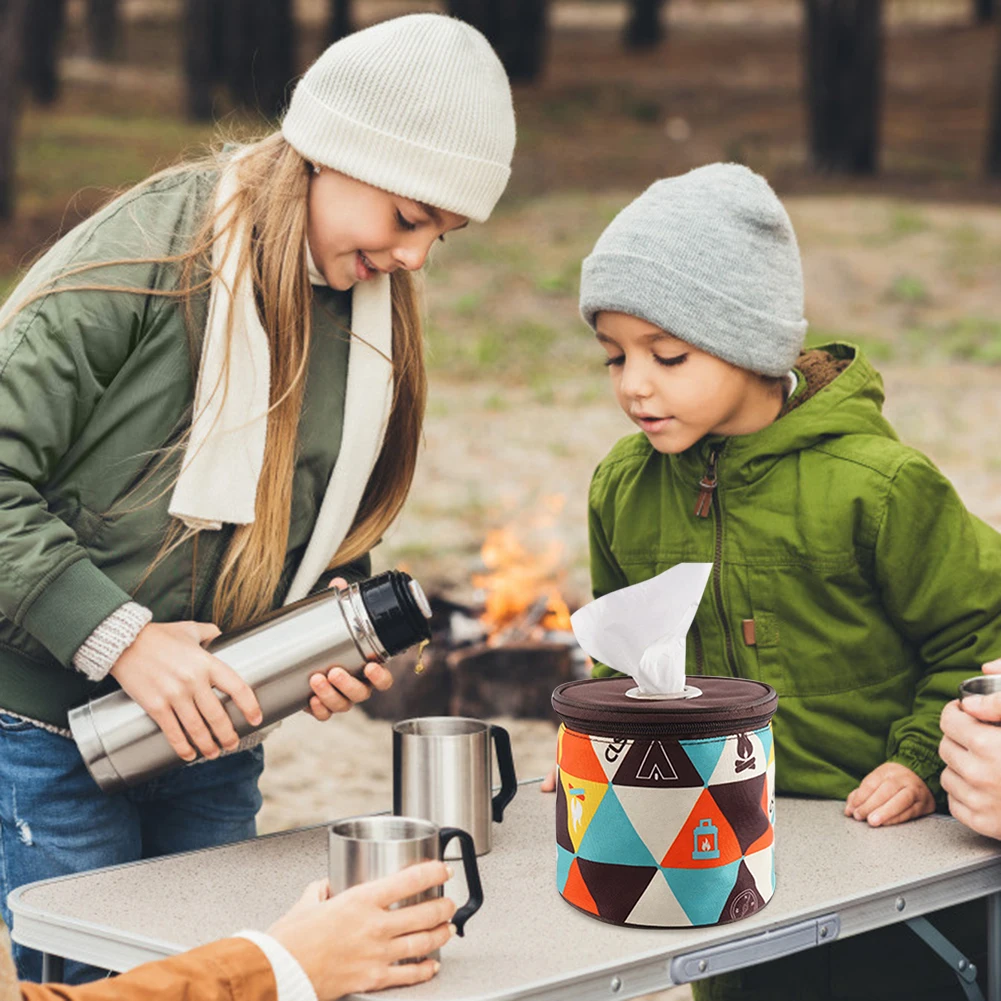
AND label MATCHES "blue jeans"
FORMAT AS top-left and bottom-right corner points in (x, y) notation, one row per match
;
(0, 713), (264, 984)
